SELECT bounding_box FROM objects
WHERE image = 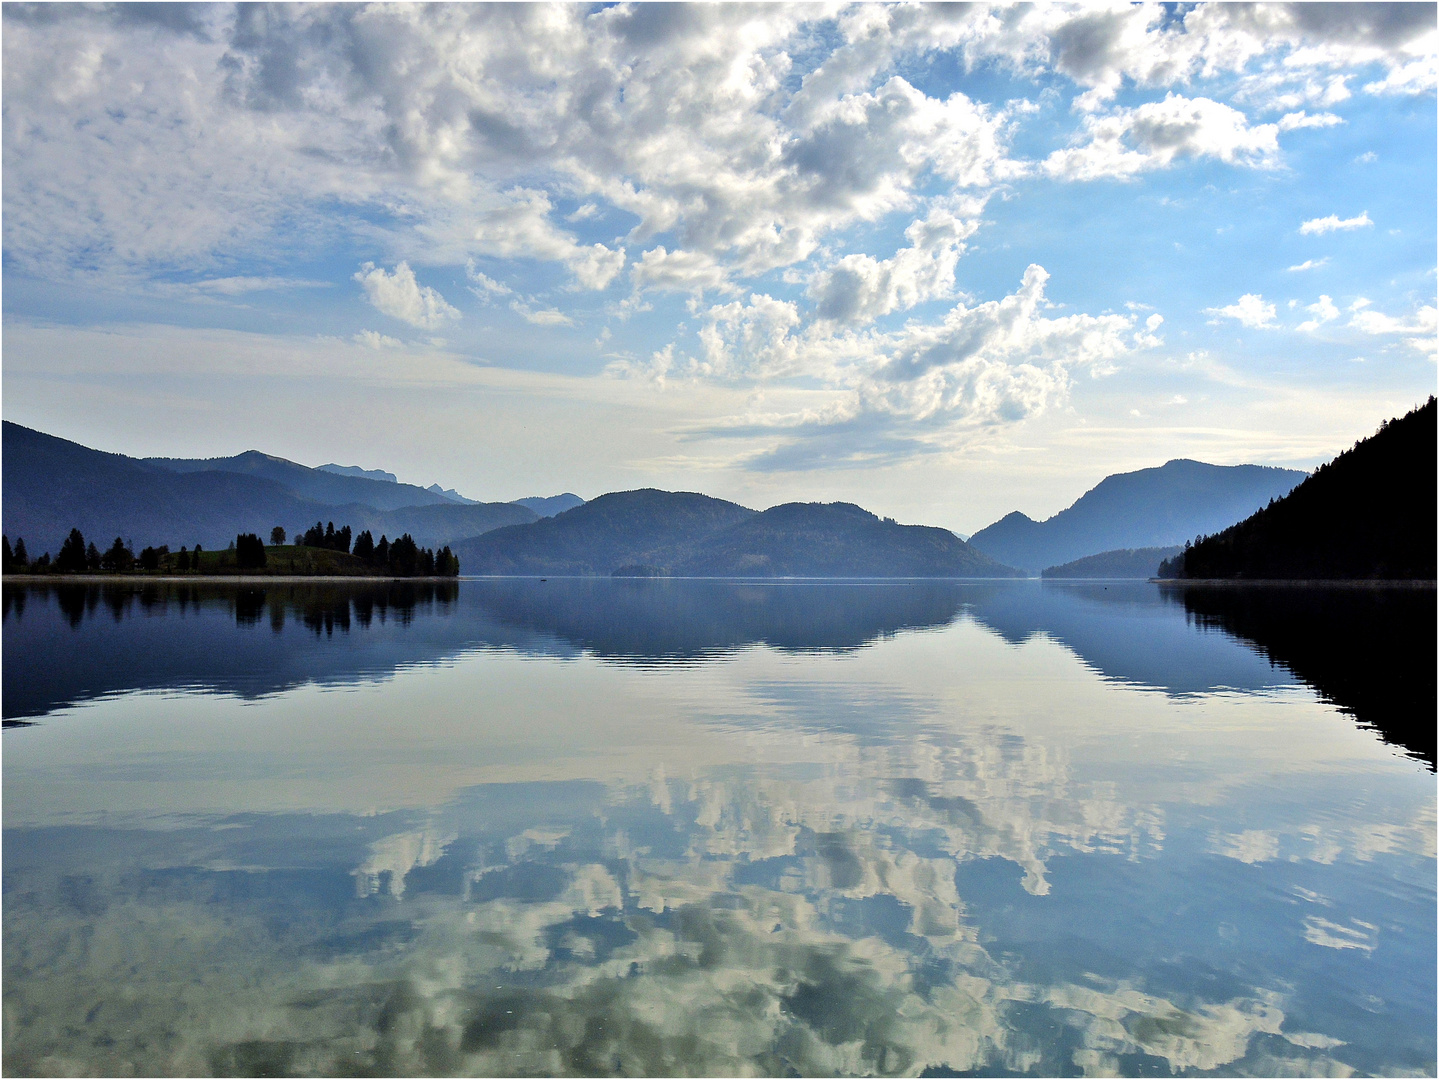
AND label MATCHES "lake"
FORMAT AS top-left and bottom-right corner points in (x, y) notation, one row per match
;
(3, 578), (1434, 1077)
